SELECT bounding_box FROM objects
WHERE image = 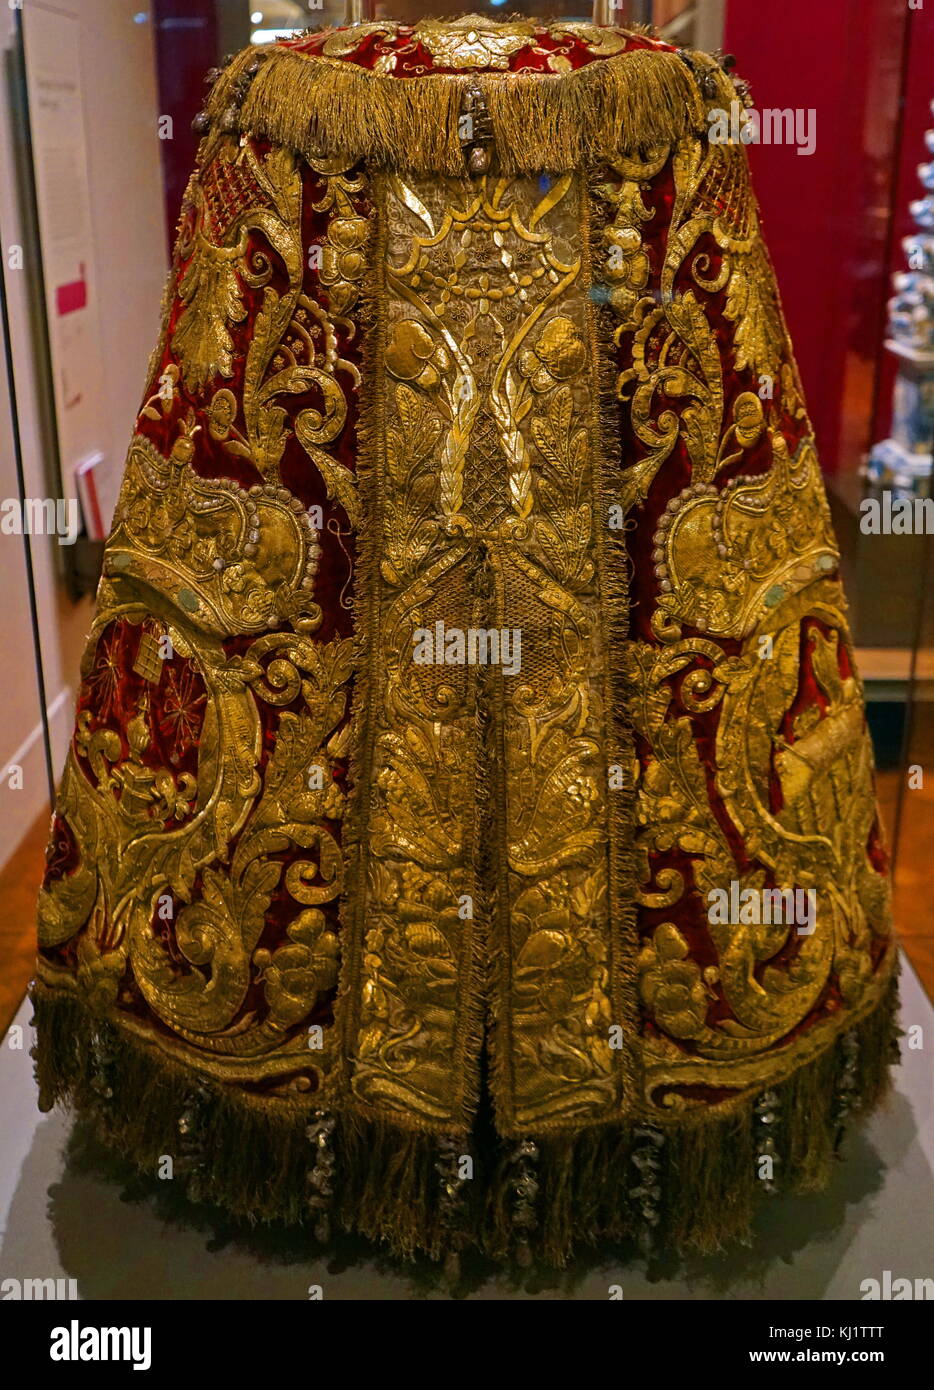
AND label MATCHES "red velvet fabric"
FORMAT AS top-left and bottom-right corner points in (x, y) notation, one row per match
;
(280, 23), (674, 77)
(593, 148), (889, 1089)
(40, 65), (890, 1105)
(39, 147), (369, 1074)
